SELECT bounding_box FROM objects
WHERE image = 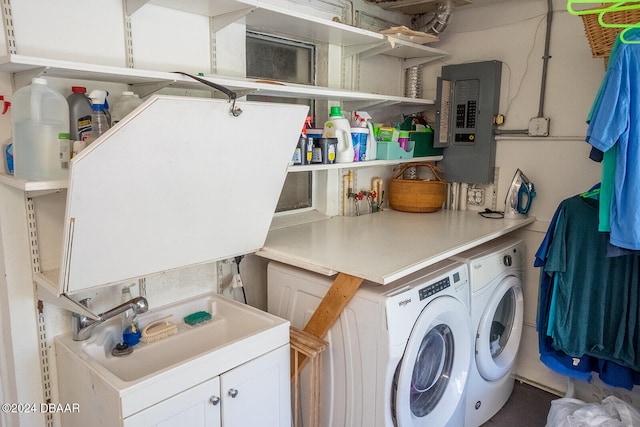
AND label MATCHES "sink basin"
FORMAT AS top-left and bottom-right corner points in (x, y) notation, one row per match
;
(79, 294), (279, 382)
(56, 291), (289, 384)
